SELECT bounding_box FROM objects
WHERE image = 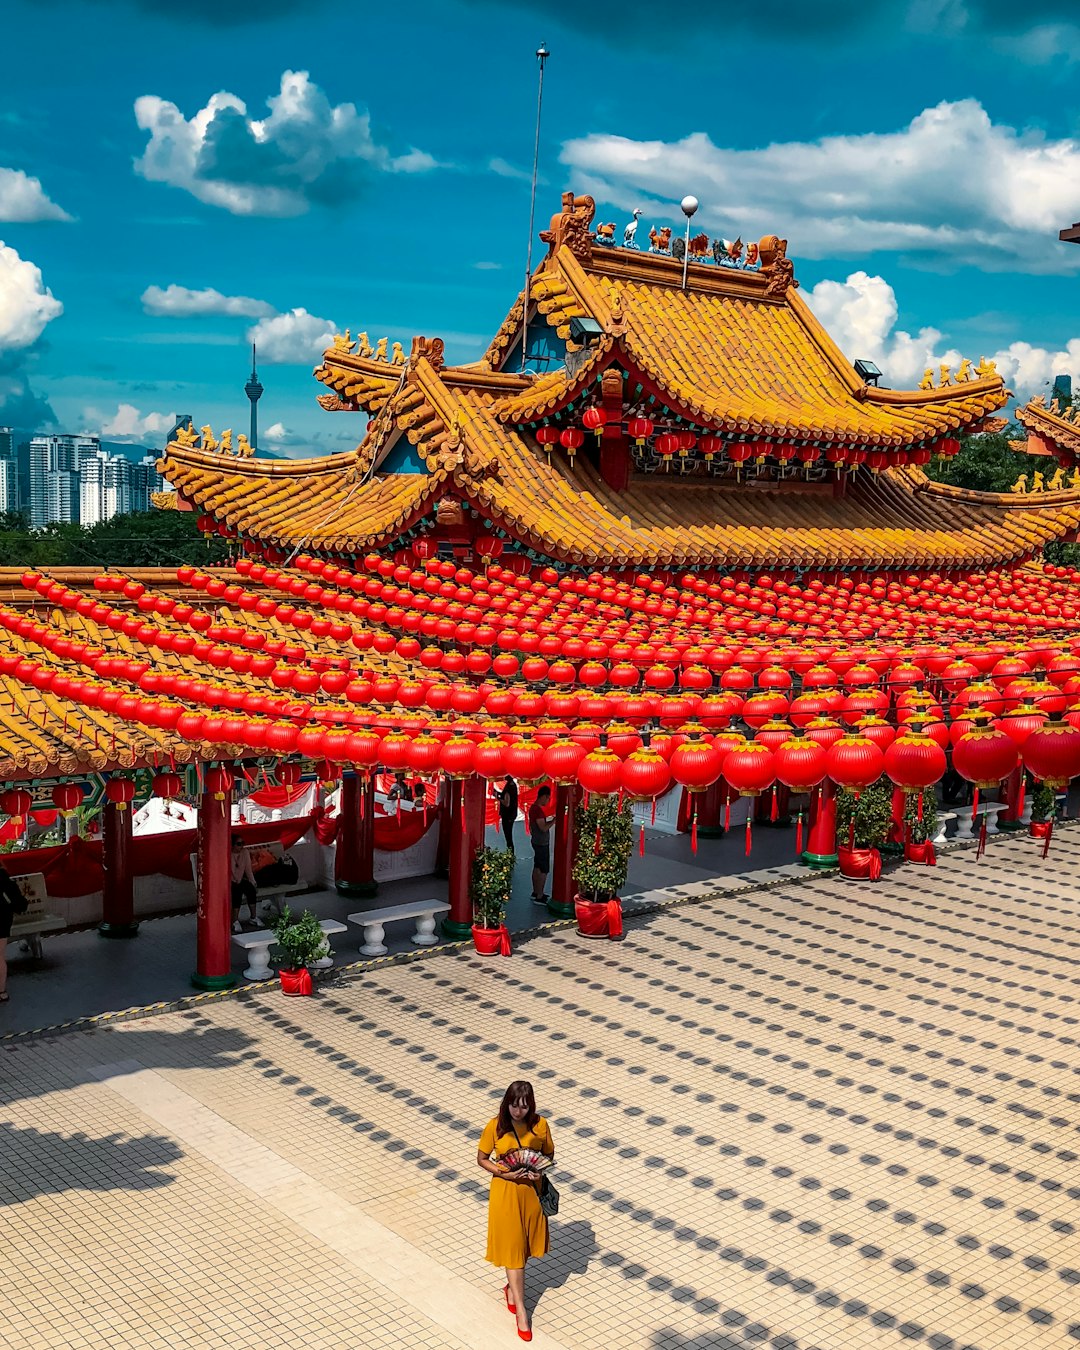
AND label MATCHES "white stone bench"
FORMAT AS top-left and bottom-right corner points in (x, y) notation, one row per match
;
(190, 841), (304, 922)
(953, 801), (1006, 841)
(932, 812), (955, 845)
(8, 871), (66, 959)
(347, 900), (451, 957)
(232, 918), (348, 981)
